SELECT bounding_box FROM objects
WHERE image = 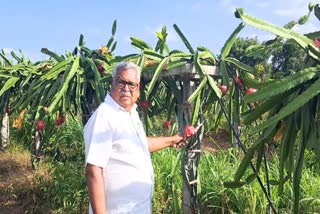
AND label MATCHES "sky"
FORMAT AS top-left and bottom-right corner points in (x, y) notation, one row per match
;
(0, 0), (318, 62)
